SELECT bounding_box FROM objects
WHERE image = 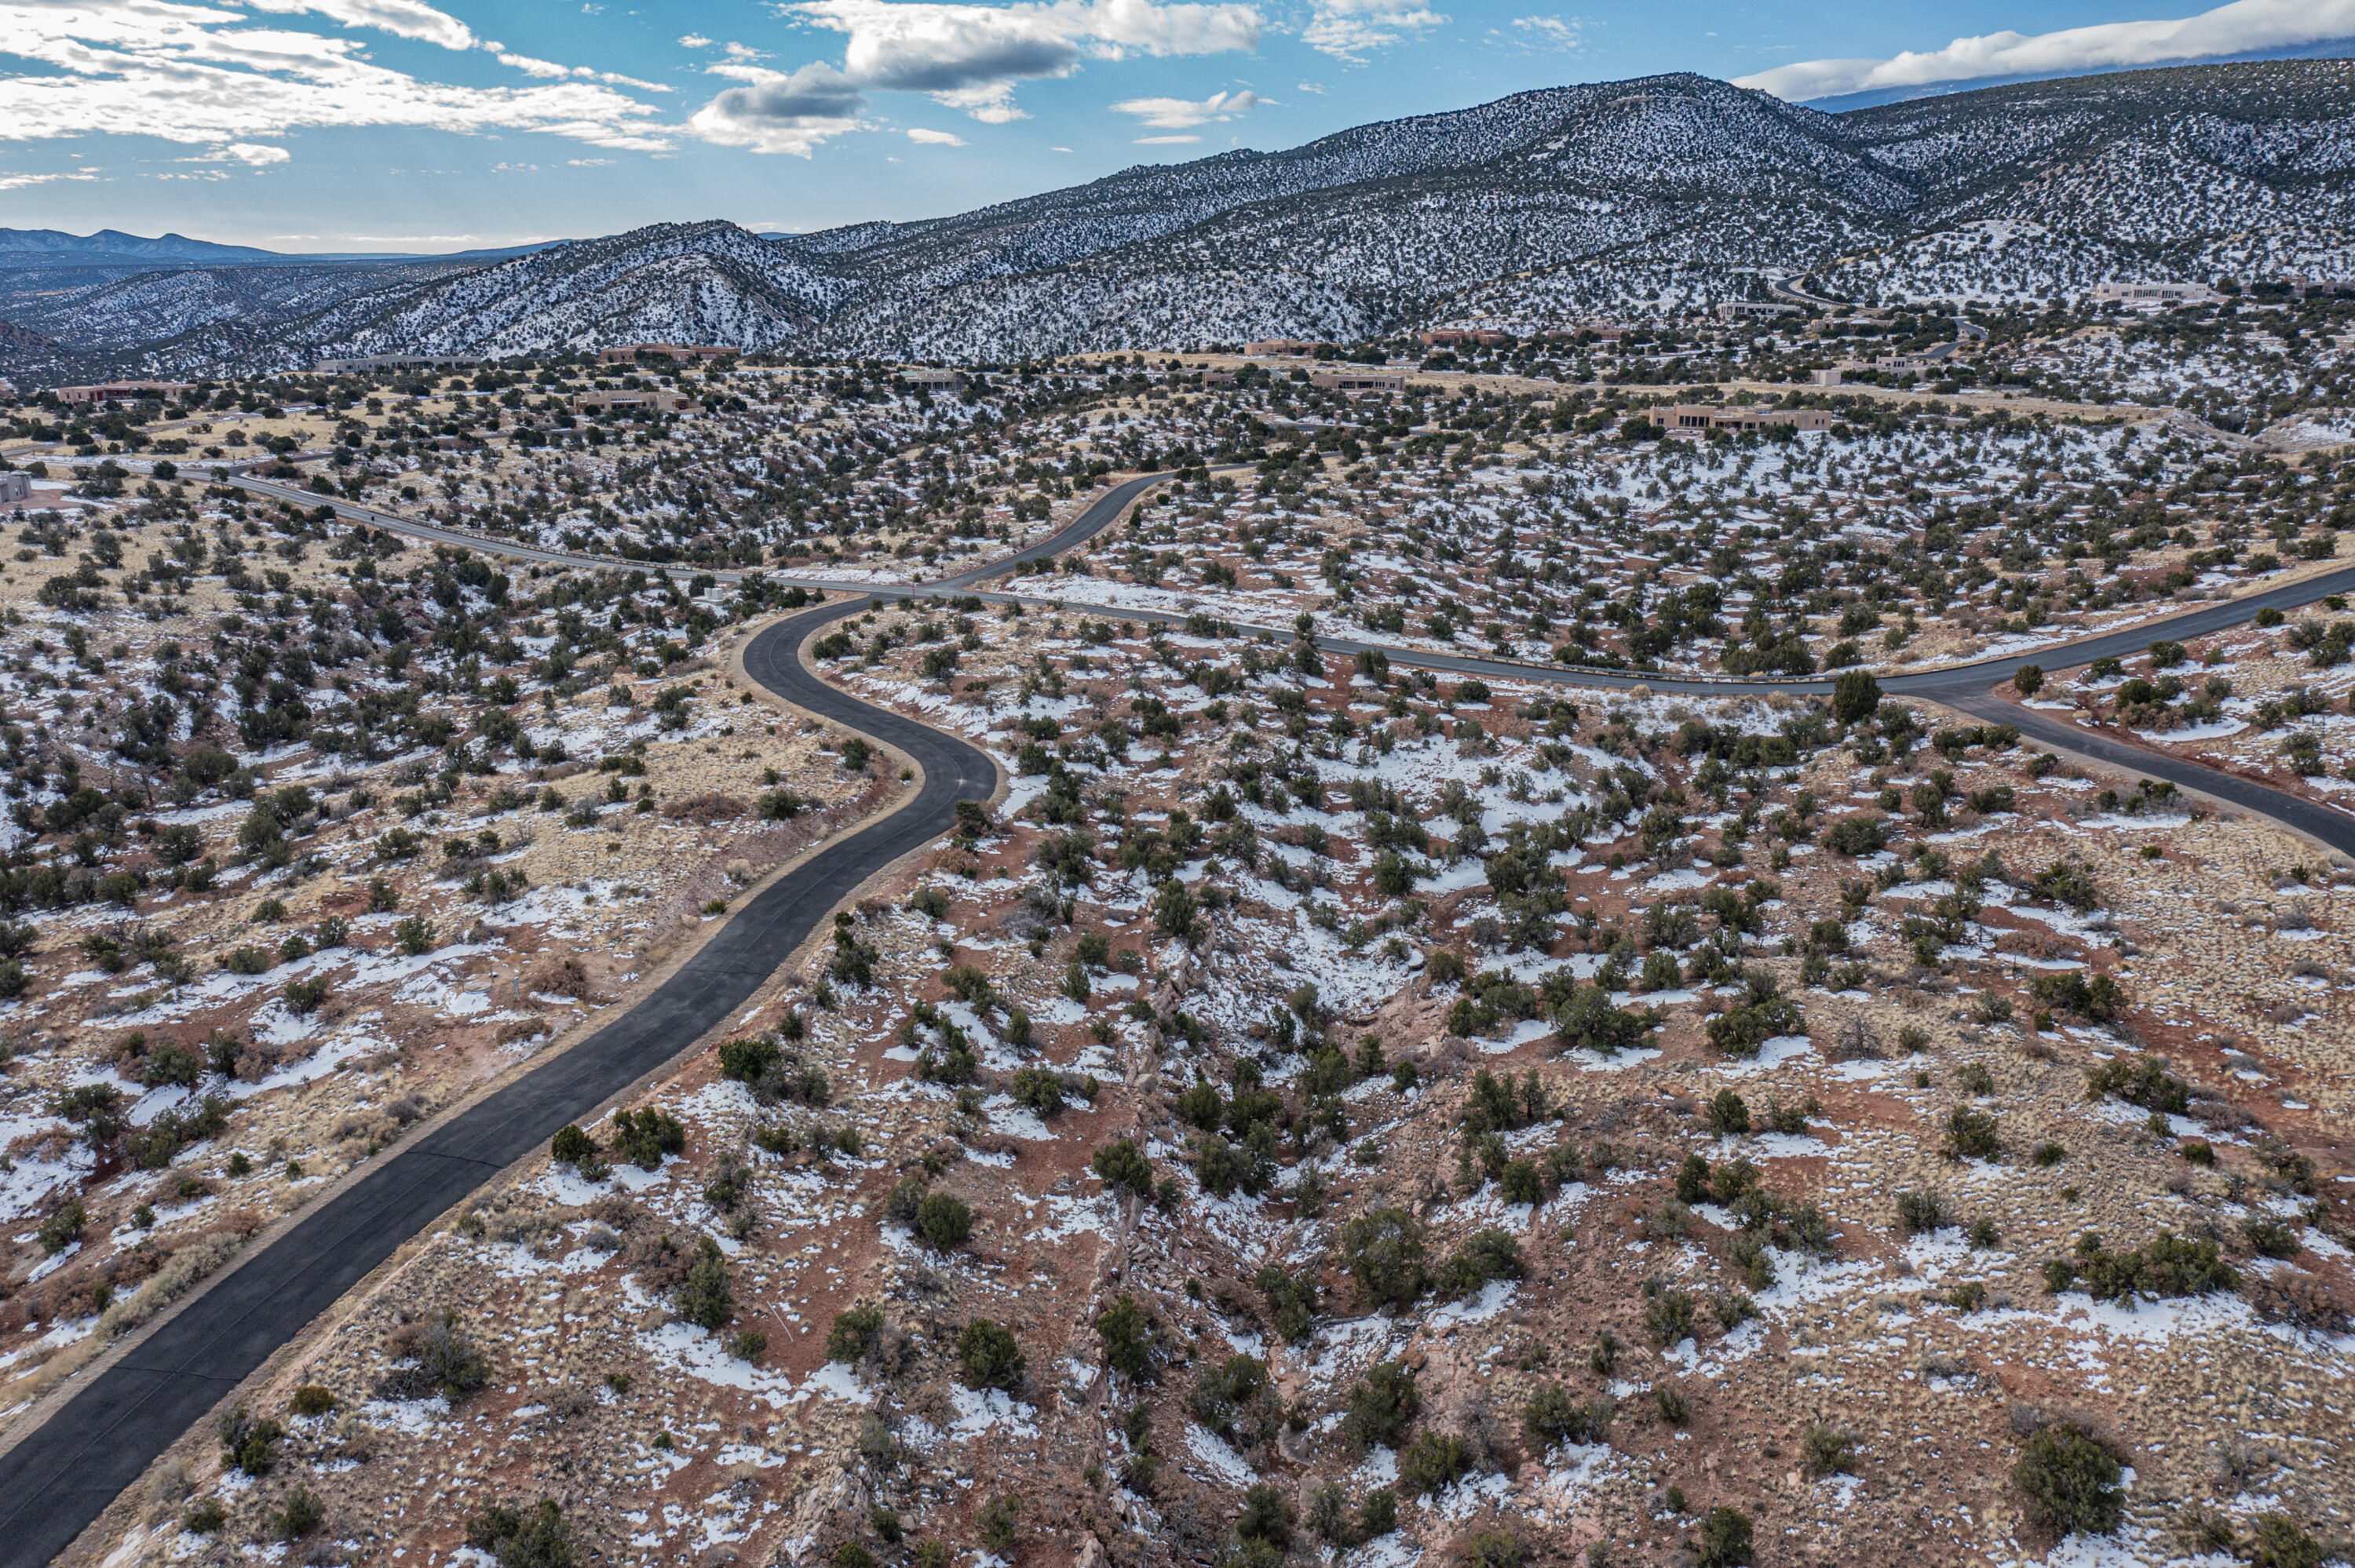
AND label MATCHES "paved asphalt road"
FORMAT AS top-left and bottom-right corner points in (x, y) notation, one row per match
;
(11, 462), (2346, 1563)
(237, 461), (2355, 855)
(0, 475), (1177, 1566)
